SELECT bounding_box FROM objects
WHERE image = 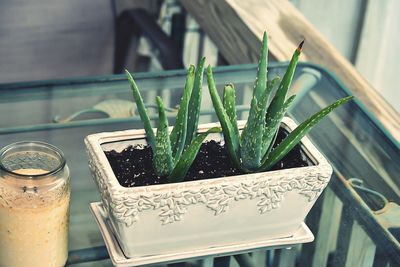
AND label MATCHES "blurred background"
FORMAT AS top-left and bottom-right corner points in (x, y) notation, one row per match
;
(1, 2), (399, 266)
(0, 0), (399, 112)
